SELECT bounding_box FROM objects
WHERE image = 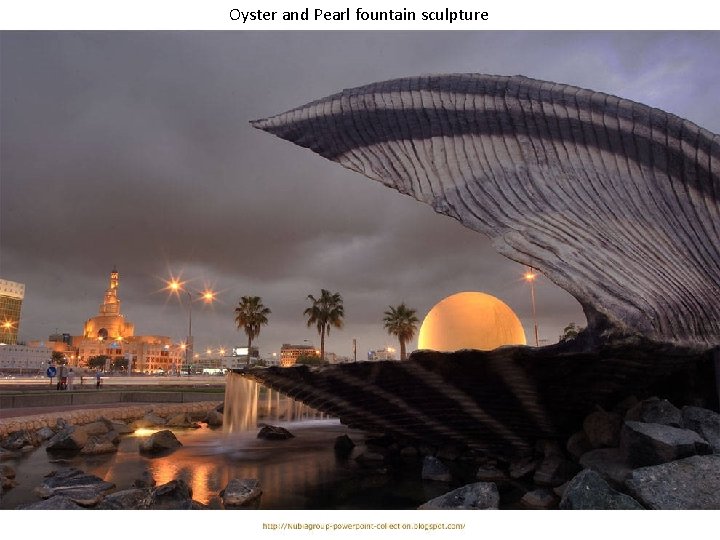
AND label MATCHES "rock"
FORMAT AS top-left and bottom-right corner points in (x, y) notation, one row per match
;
(560, 469), (643, 509)
(80, 440), (118, 456)
(257, 425), (294, 440)
(2, 475), (18, 490)
(46, 427), (89, 454)
(145, 479), (195, 509)
(35, 468), (115, 506)
(167, 413), (194, 427)
(111, 421), (134, 435)
(682, 406), (720, 453)
(23, 495), (84, 510)
(553, 482), (569, 498)
(533, 455), (580, 487)
(625, 455), (720, 509)
(418, 482), (499, 509)
(139, 430), (183, 455)
(221, 478), (262, 508)
(583, 410), (623, 448)
(613, 396), (639, 415)
(476, 464), (507, 483)
(215, 403), (225, 414)
(421, 456), (451, 482)
(400, 446), (418, 459)
(566, 431), (592, 461)
(436, 445), (463, 461)
(579, 448), (633, 487)
(521, 488), (558, 509)
(205, 410), (224, 427)
(1, 430), (36, 450)
(334, 434), (355, 457)
(132, 470), (157, 488)
(82, 418), (115, 435)
(509, 457), (538, 480)
(625, 397), (682, 427)
(355, 451), (385, 466)
(143, 412), (168, 426)
(621, 421), (712, 467)
(96, 488), (149, 510)
(37, 427), (56, 441)
(1, 464), (16, 479)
